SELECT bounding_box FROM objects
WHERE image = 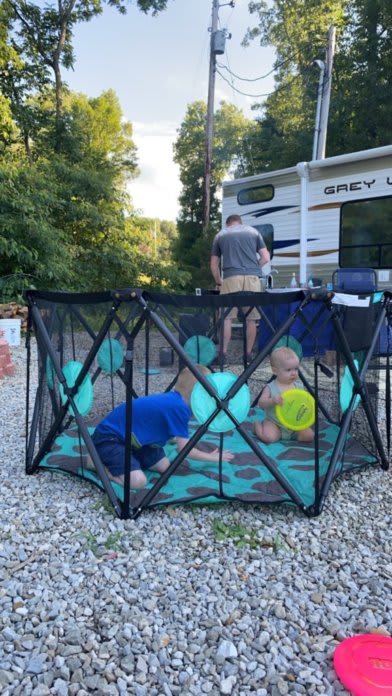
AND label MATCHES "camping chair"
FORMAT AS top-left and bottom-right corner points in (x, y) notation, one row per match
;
(332, 268), (377, 294)
(332, 268), (378, 353)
